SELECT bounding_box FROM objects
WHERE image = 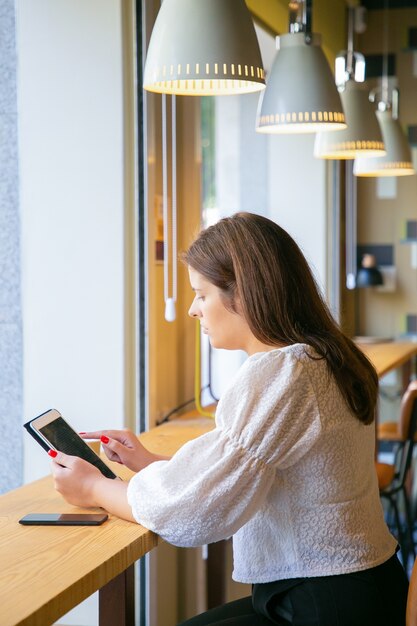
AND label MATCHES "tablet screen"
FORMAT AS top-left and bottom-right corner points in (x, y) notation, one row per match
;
(30, 414), (117, 480)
